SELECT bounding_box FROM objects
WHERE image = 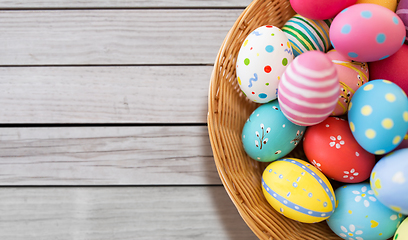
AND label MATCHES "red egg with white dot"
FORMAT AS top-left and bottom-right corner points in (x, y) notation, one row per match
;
(303, 117), (376, 183)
